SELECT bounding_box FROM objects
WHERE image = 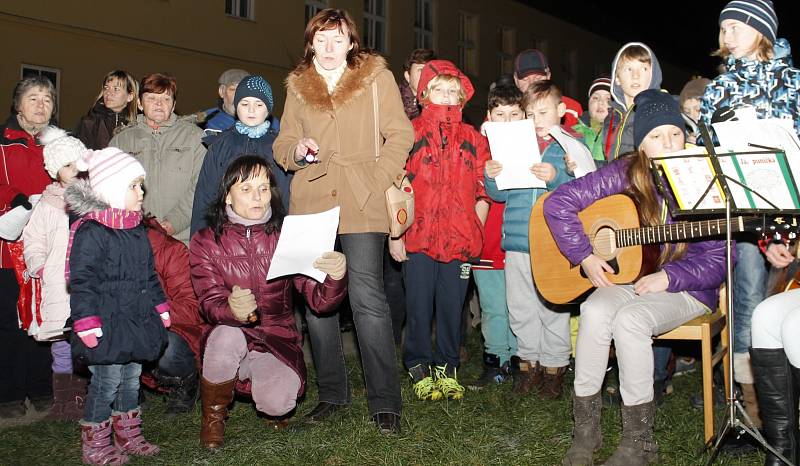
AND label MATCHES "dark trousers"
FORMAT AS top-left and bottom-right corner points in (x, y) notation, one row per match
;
(403, 253), (470, 369)
(155, 331), (196, 378)
(384, 244), (406, 346)
(0, 270), (52, 403)
(305, 233), (402, 416)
